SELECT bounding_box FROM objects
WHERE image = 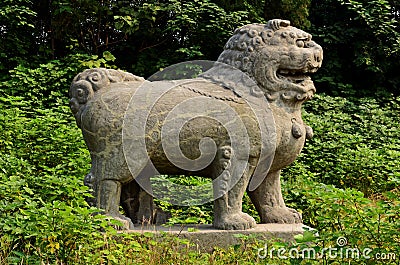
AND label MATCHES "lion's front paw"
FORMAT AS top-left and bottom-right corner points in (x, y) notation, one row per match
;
(260, 206), (302, 224)
(214, 212), (256, 230)
(106, 213), (135, 230)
